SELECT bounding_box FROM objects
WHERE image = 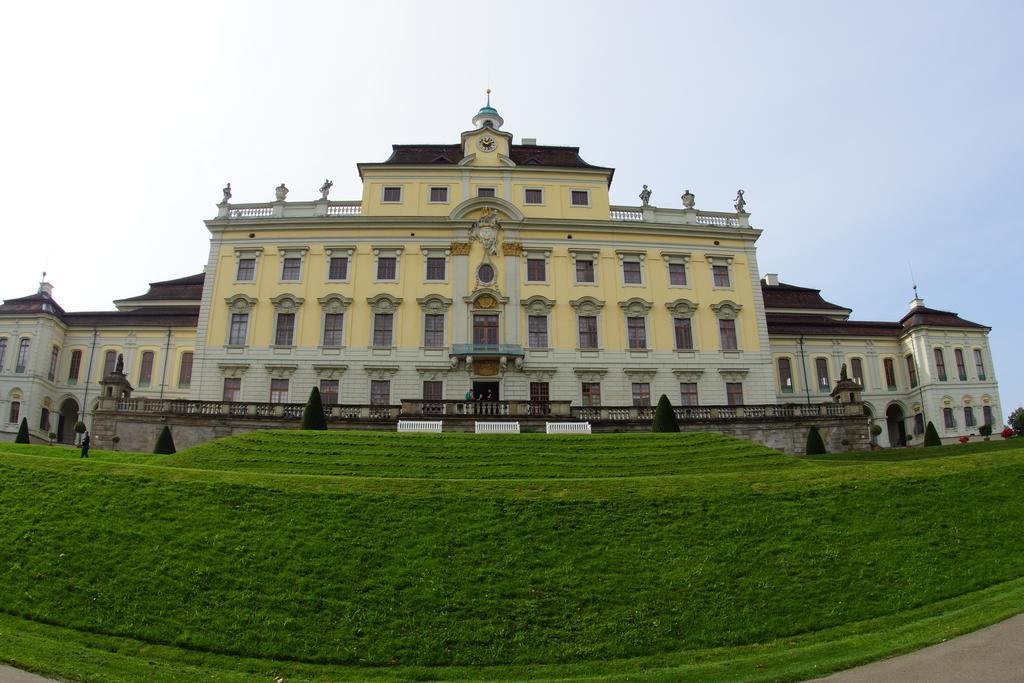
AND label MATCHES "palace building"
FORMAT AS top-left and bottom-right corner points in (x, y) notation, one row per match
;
(0, 98), (1003, 451)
